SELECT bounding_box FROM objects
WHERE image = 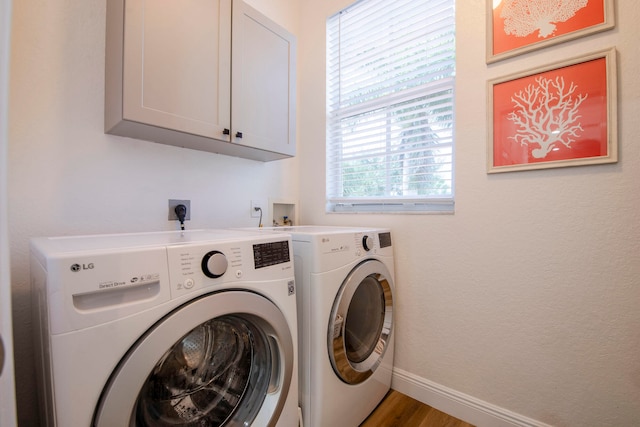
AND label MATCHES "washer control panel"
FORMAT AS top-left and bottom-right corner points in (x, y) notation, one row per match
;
(167, 238), (292, 299)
